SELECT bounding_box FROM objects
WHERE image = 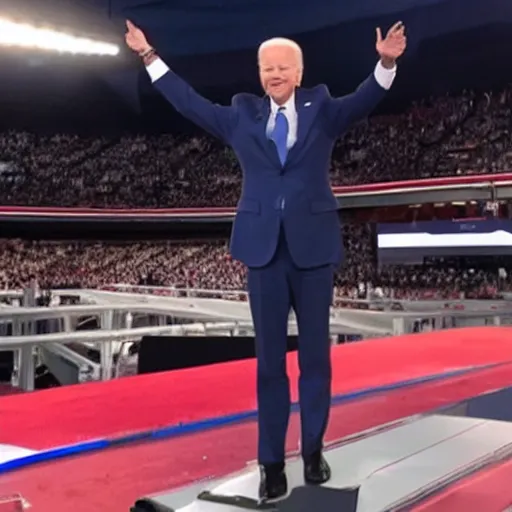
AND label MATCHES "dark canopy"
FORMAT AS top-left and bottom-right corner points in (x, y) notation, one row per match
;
(1, 0), (512, 132)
